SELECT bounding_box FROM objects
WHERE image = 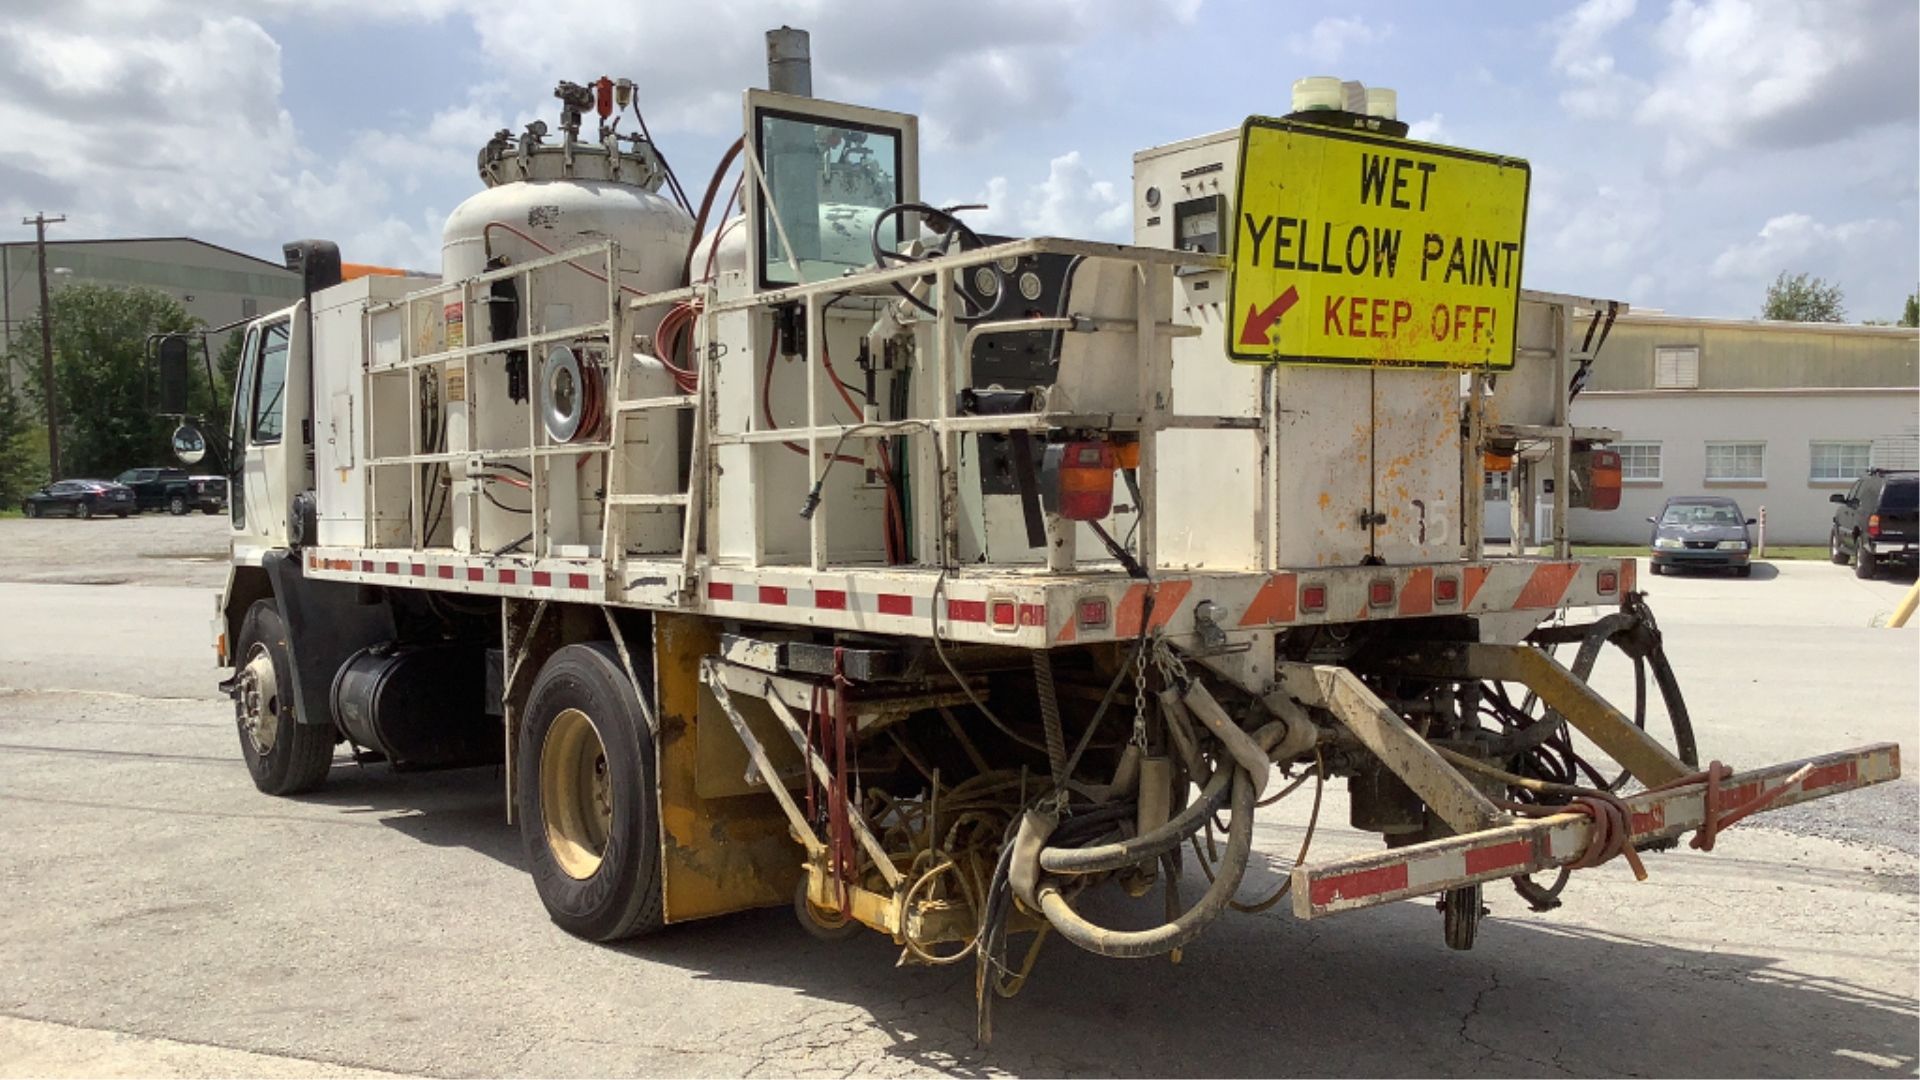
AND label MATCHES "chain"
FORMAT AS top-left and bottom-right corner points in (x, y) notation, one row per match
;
(1131, 642), (1152, 750)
